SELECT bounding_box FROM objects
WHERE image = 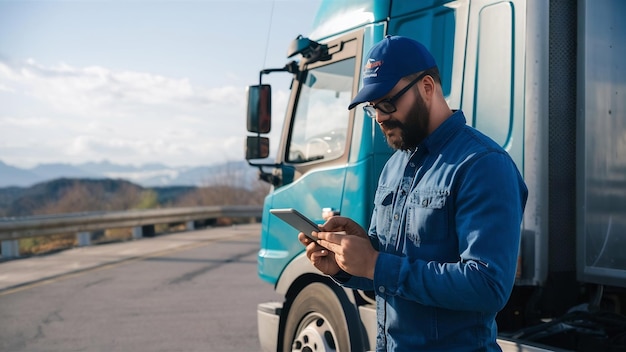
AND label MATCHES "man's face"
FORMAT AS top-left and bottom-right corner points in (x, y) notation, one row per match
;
(375, 79), (430, 150)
